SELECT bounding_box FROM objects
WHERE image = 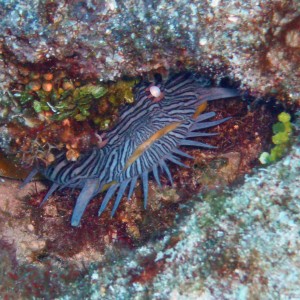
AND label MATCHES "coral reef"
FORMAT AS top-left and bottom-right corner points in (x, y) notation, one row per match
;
(0, 0), (299, 299)
(0, 0), (299, 101)
(0, 134), (299, 299)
